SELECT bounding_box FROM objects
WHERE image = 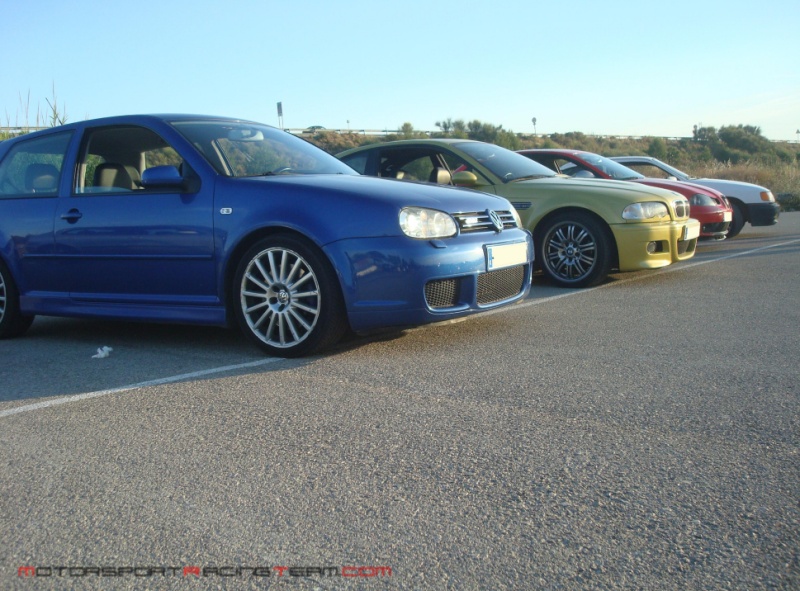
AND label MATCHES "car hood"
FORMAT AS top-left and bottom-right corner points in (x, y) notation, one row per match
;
(239, 173), (515, 212)
(632, 178), (723, 198)
(513, 175), (682, 200)
(694, 177), (770, 193)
